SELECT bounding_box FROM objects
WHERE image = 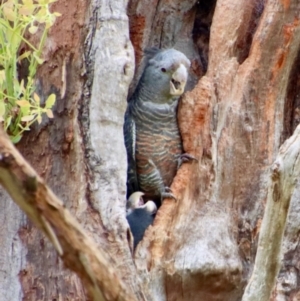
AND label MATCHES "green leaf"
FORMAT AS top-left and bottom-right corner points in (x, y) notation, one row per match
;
(0, 70), (5, 85)
(22, 0), (33, 5)
(33, 52), (44, 64)
(35, 8), (47, 23)
(18, 51), (31, 62)
(0, 101), (5, 117)
(2, 2), (15, 22)
(21, 115), (35, 122)
(5, 116), (12, 130)
(0, 0), (58, 142)
(46, 109), (53, 118)
(13, 79), (21, 98)
(19, 3), (35, 16)
(11, 134), (22, 144)
(28, 26), (38, 34)
(45, 93), (56, 108)
(20, 106), (30, 116)
(37, 114), (42, 124)
(19, 80), (25, 93)
(16, 100), (31, 107)
(29, 109), (39, 114)
(33, 92), (40, 104)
